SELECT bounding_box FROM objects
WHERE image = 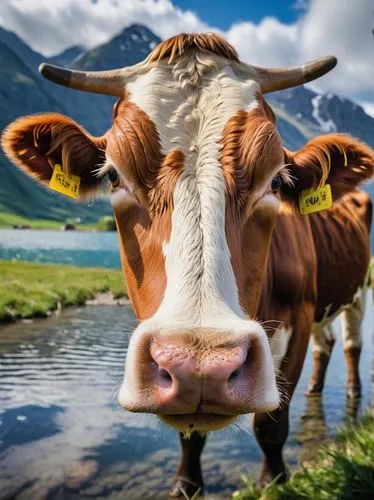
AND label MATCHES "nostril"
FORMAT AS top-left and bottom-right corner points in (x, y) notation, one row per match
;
(159, 368), (172, 382)
(228, 368), (241, 382)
